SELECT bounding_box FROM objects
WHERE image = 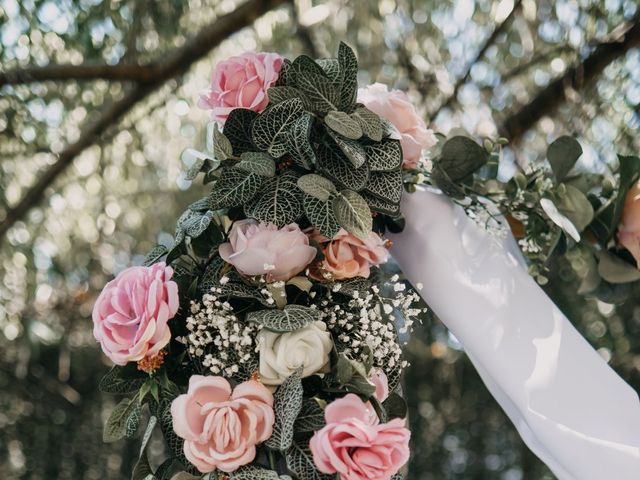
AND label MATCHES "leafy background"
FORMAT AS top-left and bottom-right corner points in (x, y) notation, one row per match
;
(1, 0), (640, 479)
